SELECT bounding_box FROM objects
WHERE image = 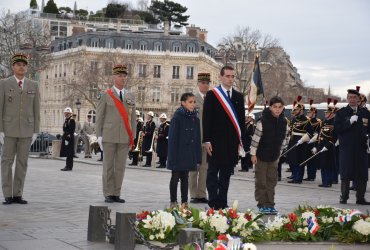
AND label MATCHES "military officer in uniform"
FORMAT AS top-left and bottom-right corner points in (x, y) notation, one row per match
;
(0, 53), (40, 205)
(286, 96), (313, 184)
(189, 72), (210, 204)
(96, 64), (136, 203)
(81, 115), (95, 158)
(335, 88), (370, 205)
(60, 107), (76, 171)
(142, 111), (156, 167)
(129, 111), (144, 166)
(72, 114), (81, 158)
(240, 113), (255, 172)
(156, 113), (169, 168)
(304, 100), (321, 181)
(313, 99), (338, 188)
